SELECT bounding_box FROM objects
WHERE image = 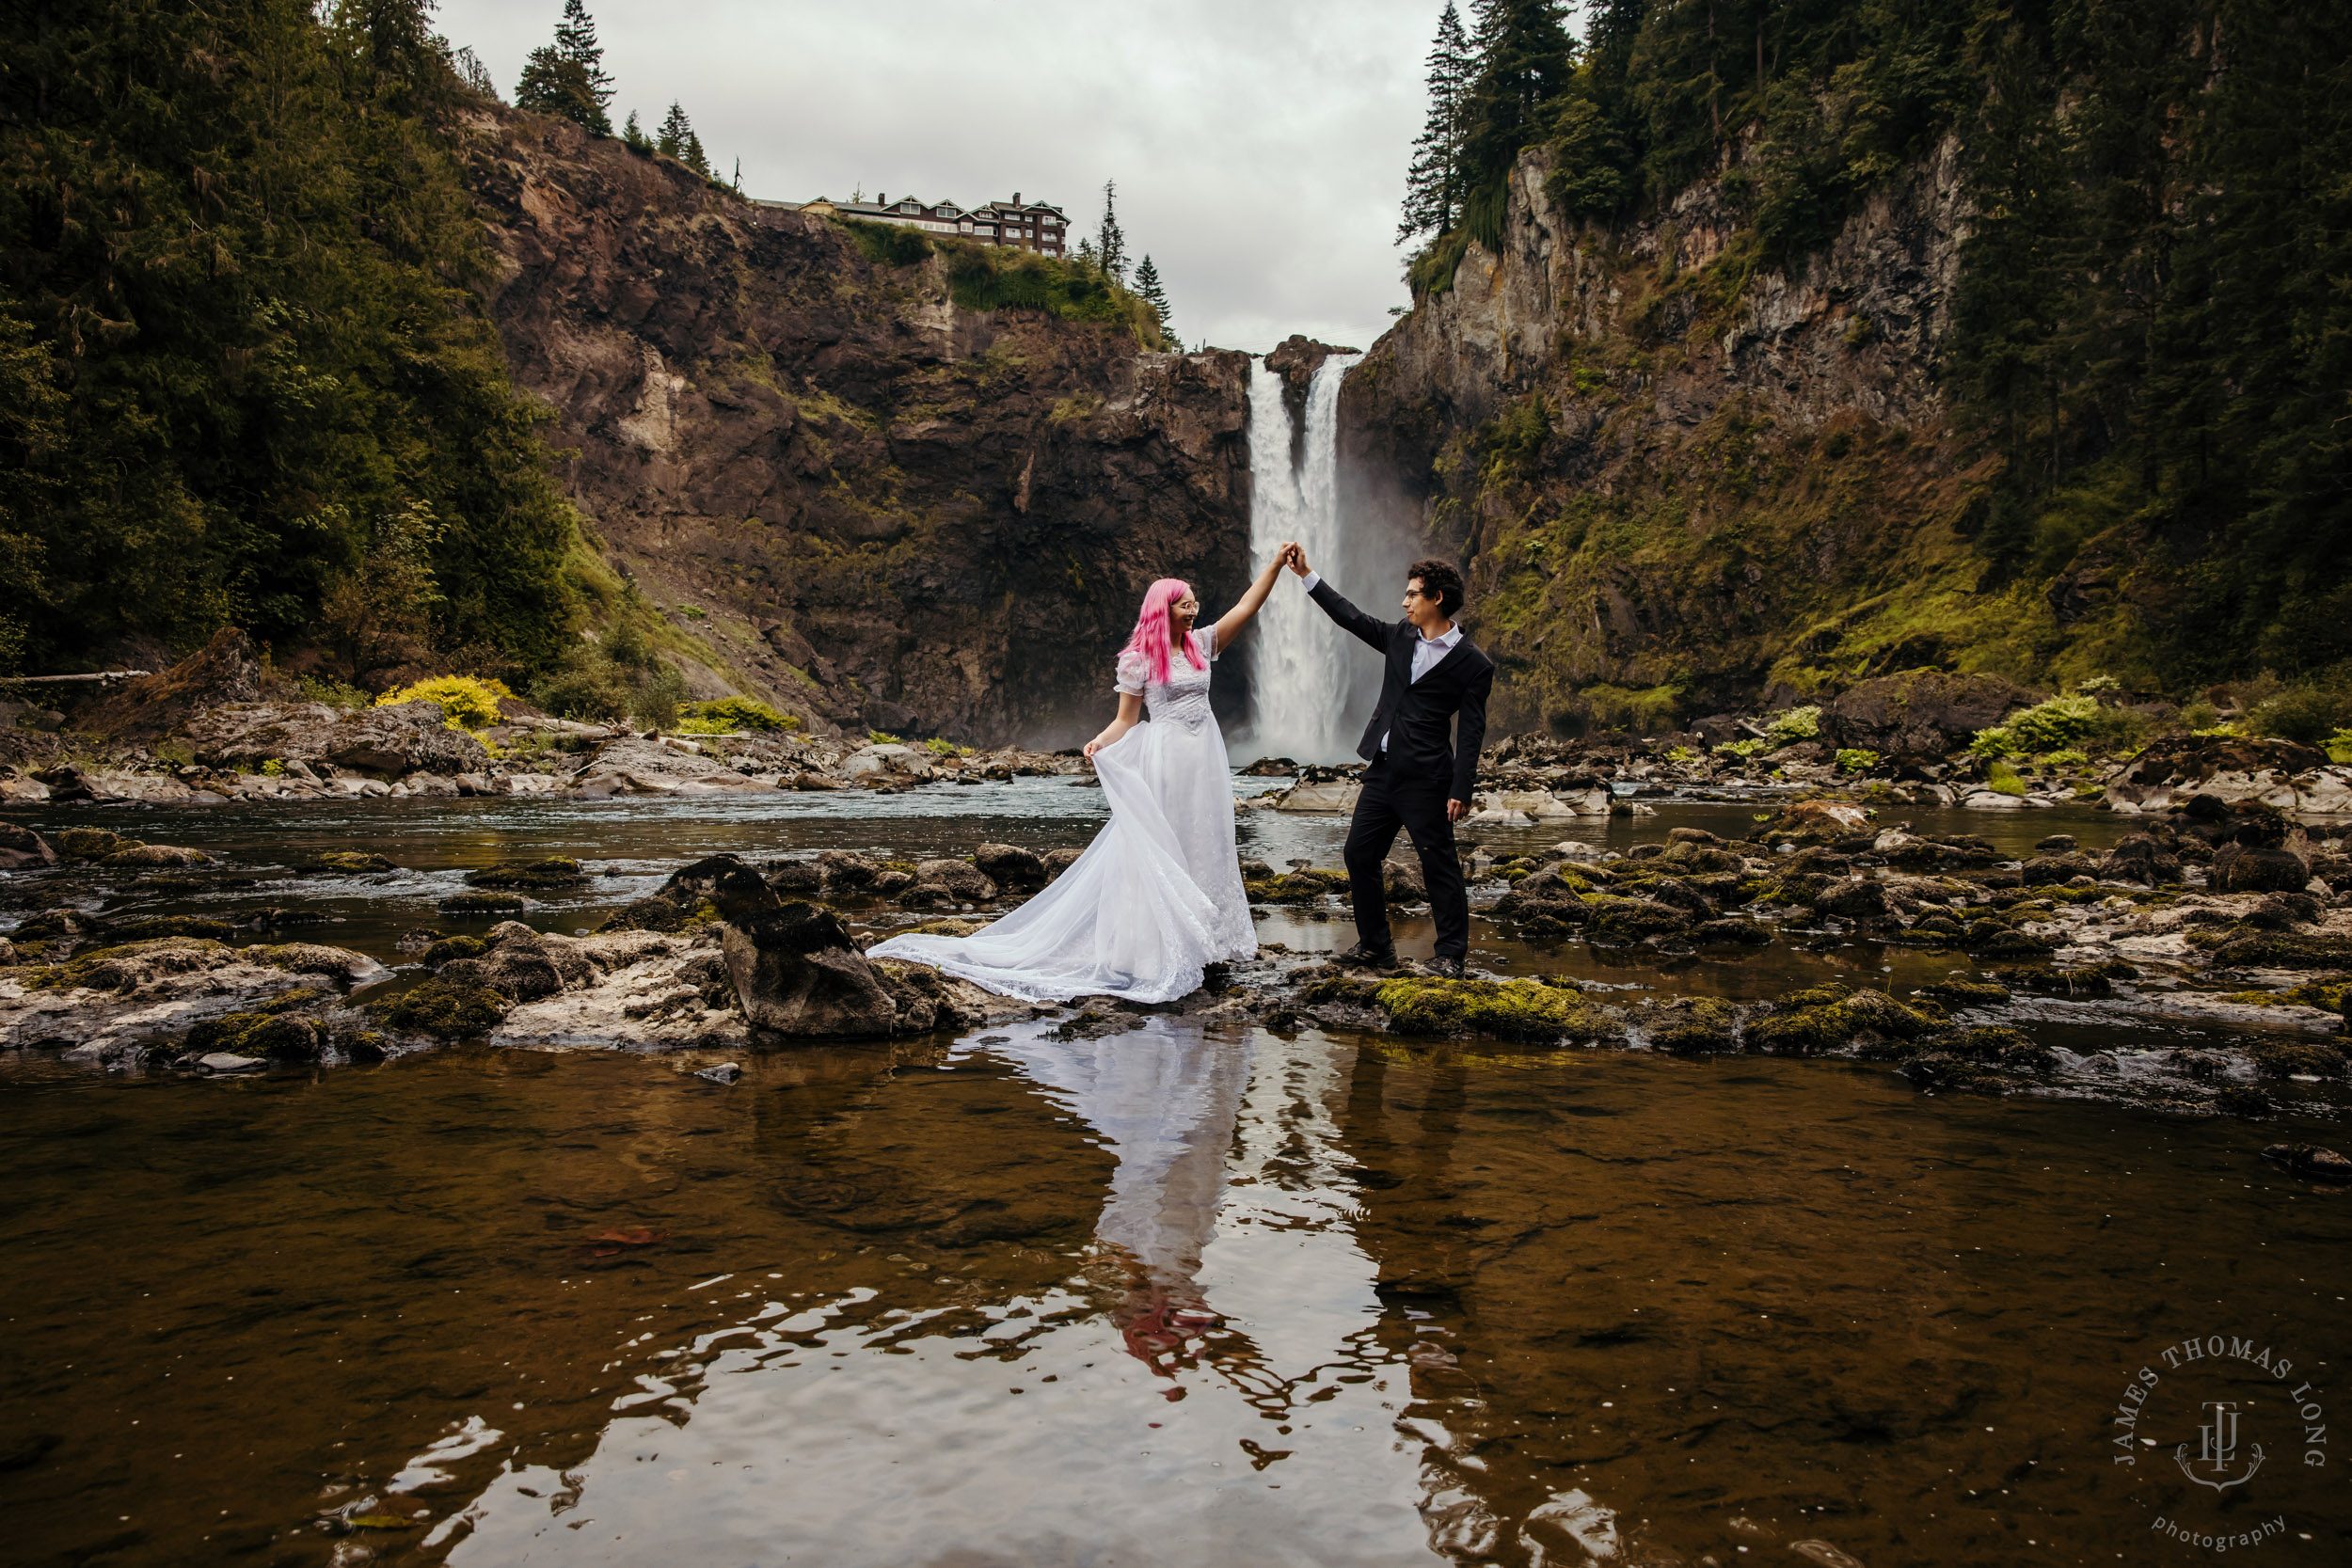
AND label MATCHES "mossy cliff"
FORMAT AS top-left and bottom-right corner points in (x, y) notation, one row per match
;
(461, 106), (1253, 746)
(1344, 2), (2351, 736)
